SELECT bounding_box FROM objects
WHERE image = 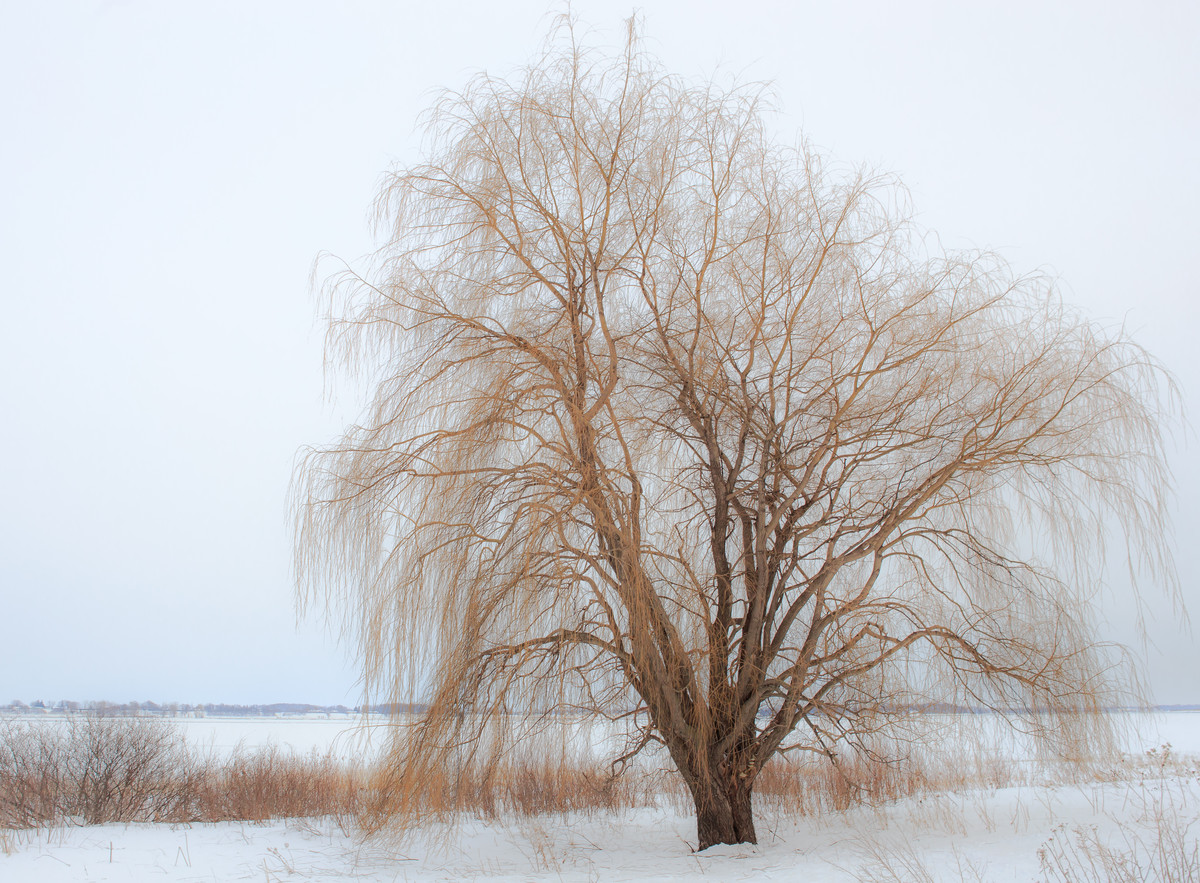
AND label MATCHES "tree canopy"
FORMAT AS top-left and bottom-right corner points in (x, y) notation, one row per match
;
(295, 24), (1176, 848)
